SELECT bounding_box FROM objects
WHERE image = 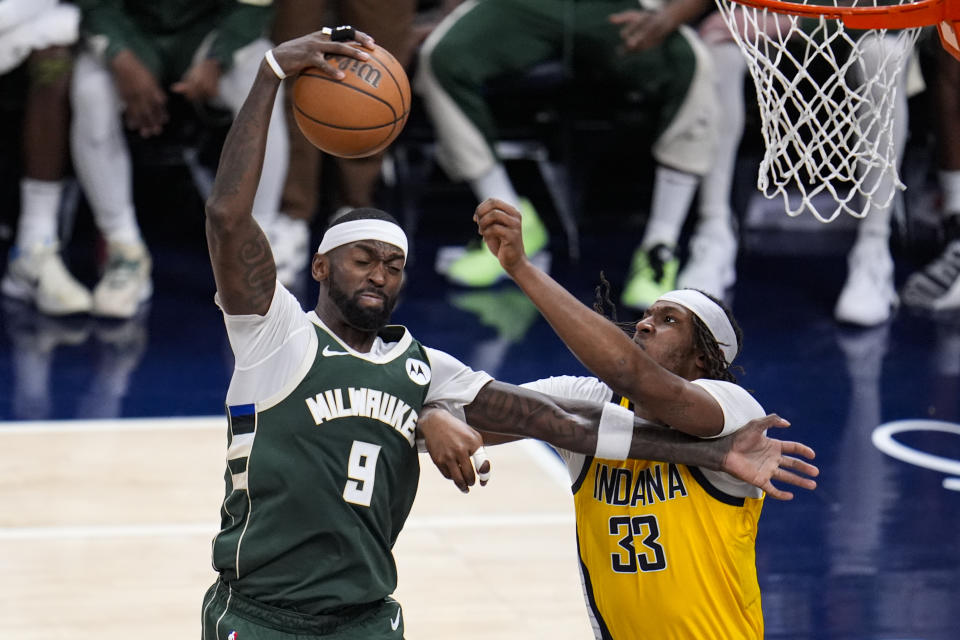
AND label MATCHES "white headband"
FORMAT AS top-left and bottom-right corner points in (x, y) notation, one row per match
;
(317, 219), (408, 264)
(656, 289), (738, 365)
